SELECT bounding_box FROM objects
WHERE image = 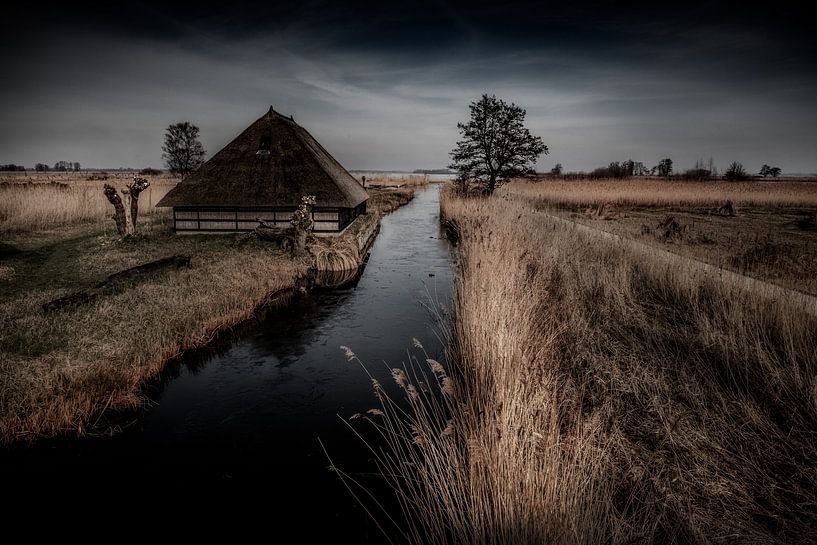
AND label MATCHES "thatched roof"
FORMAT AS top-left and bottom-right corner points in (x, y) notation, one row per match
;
(157, 107), (368, 209)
